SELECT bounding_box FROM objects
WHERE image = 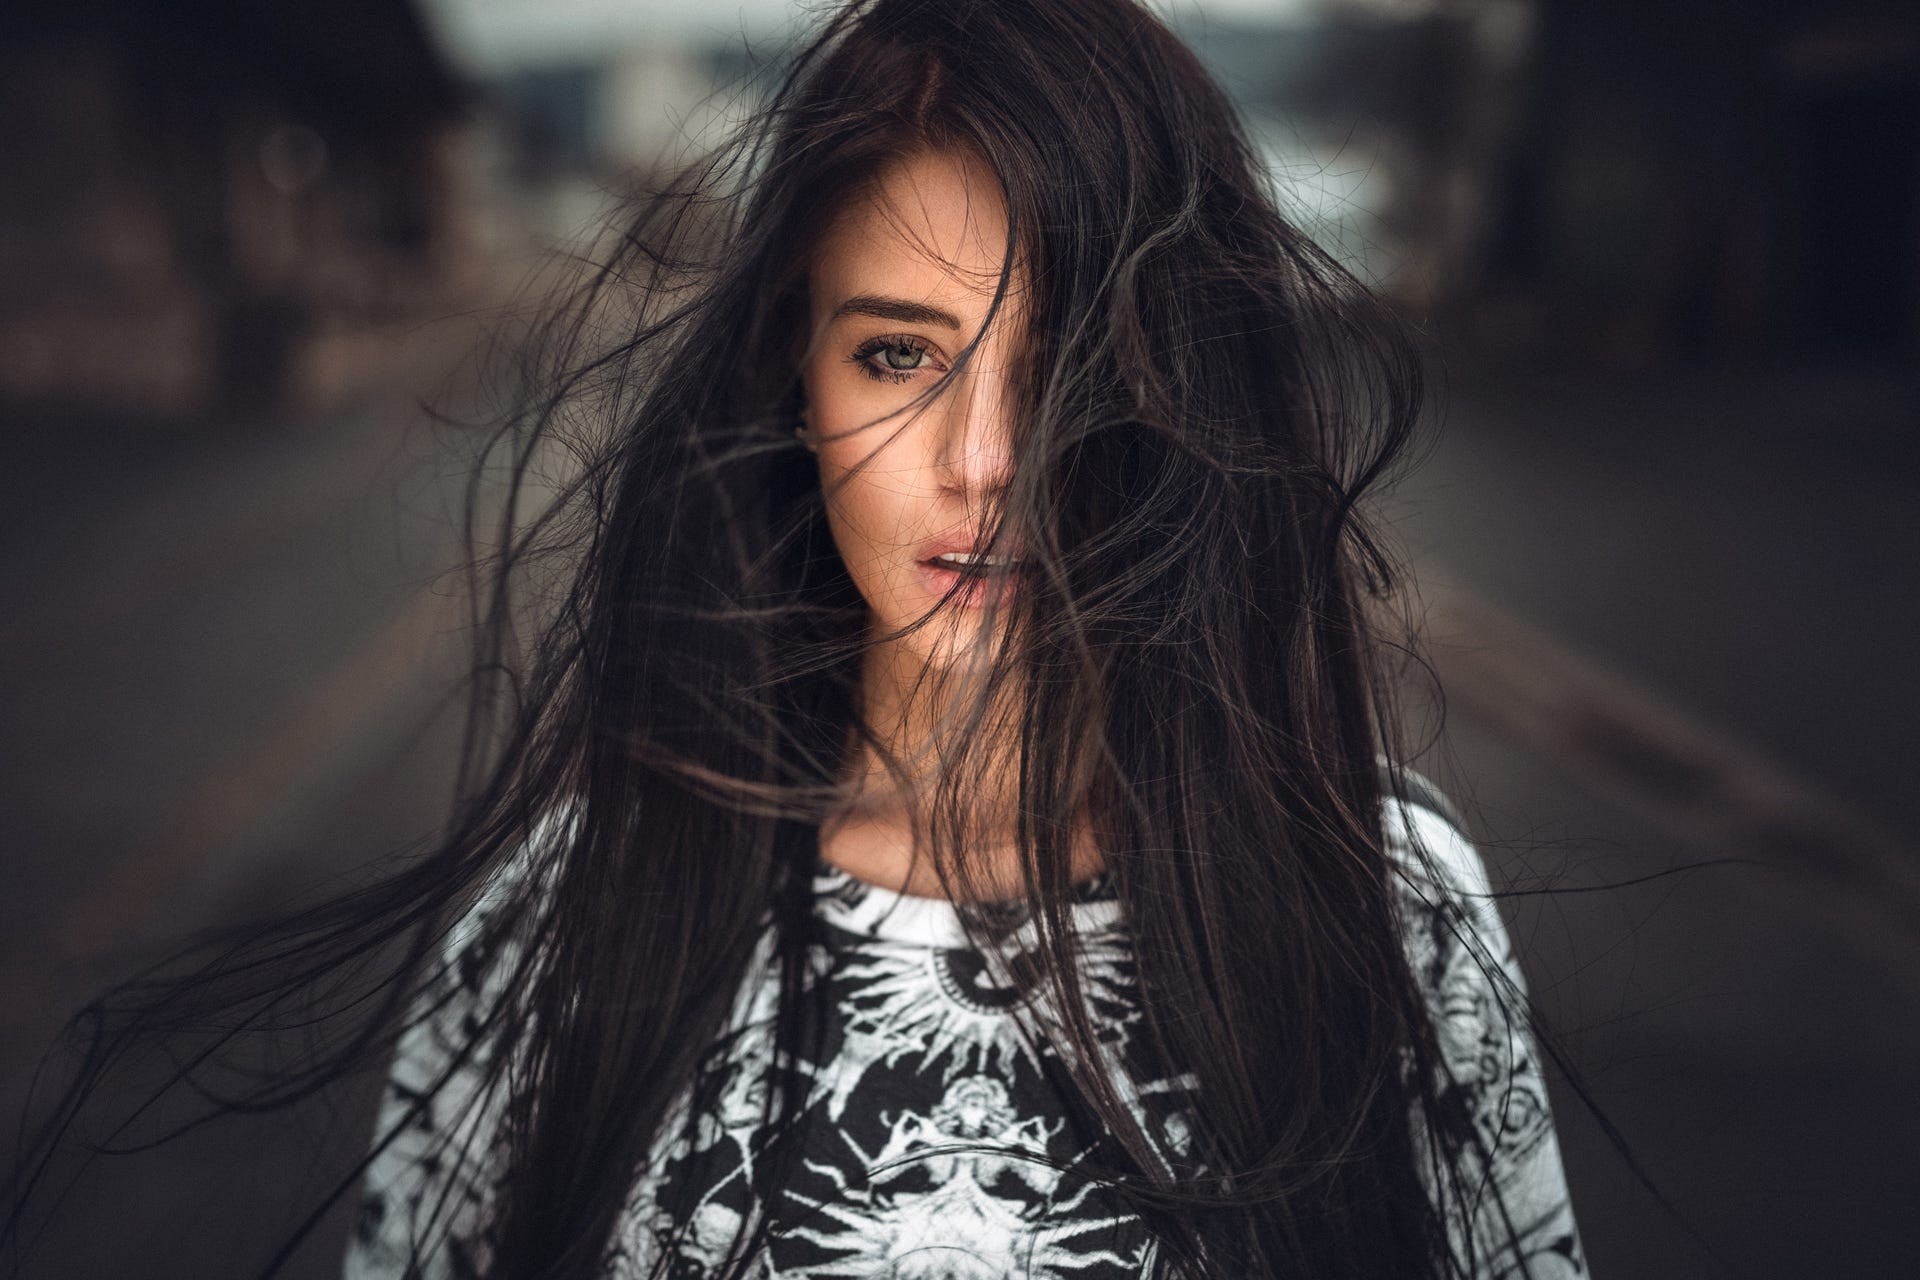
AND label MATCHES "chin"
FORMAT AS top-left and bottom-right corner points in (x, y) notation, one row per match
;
(880, 610), (986, 673)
